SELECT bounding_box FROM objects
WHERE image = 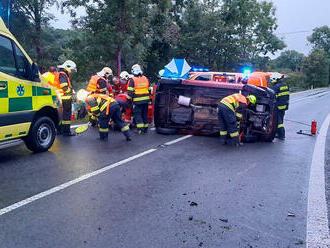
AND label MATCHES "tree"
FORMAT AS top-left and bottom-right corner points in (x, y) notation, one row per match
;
(272, 50), (305, 72)
(62, 0), (151, 76)
(175, 0), (285, 71)
(308, 26), (330, 55)
(303, 49), (329, 88)
(11, 0), (58, 63)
